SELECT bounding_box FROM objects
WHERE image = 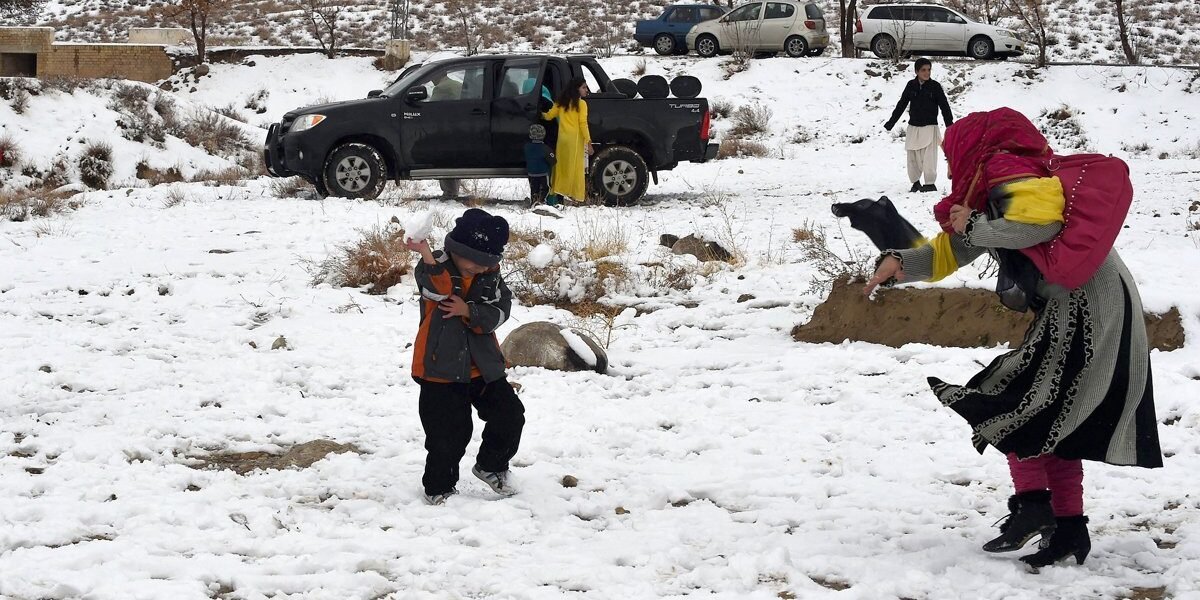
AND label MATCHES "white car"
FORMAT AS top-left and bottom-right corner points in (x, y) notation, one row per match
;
(686, 0), (830, 58)
(853, 3), (1024, 60)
